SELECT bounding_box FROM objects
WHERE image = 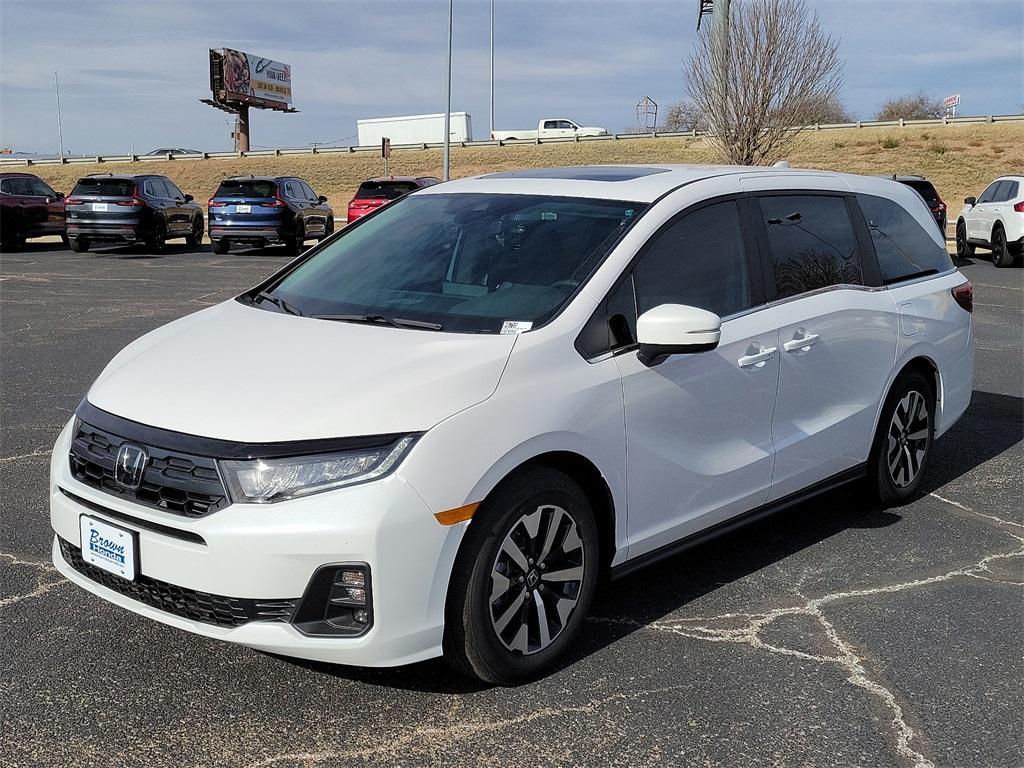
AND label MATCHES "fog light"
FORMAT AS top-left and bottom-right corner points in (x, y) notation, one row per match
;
(291, 563), (373, 637)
